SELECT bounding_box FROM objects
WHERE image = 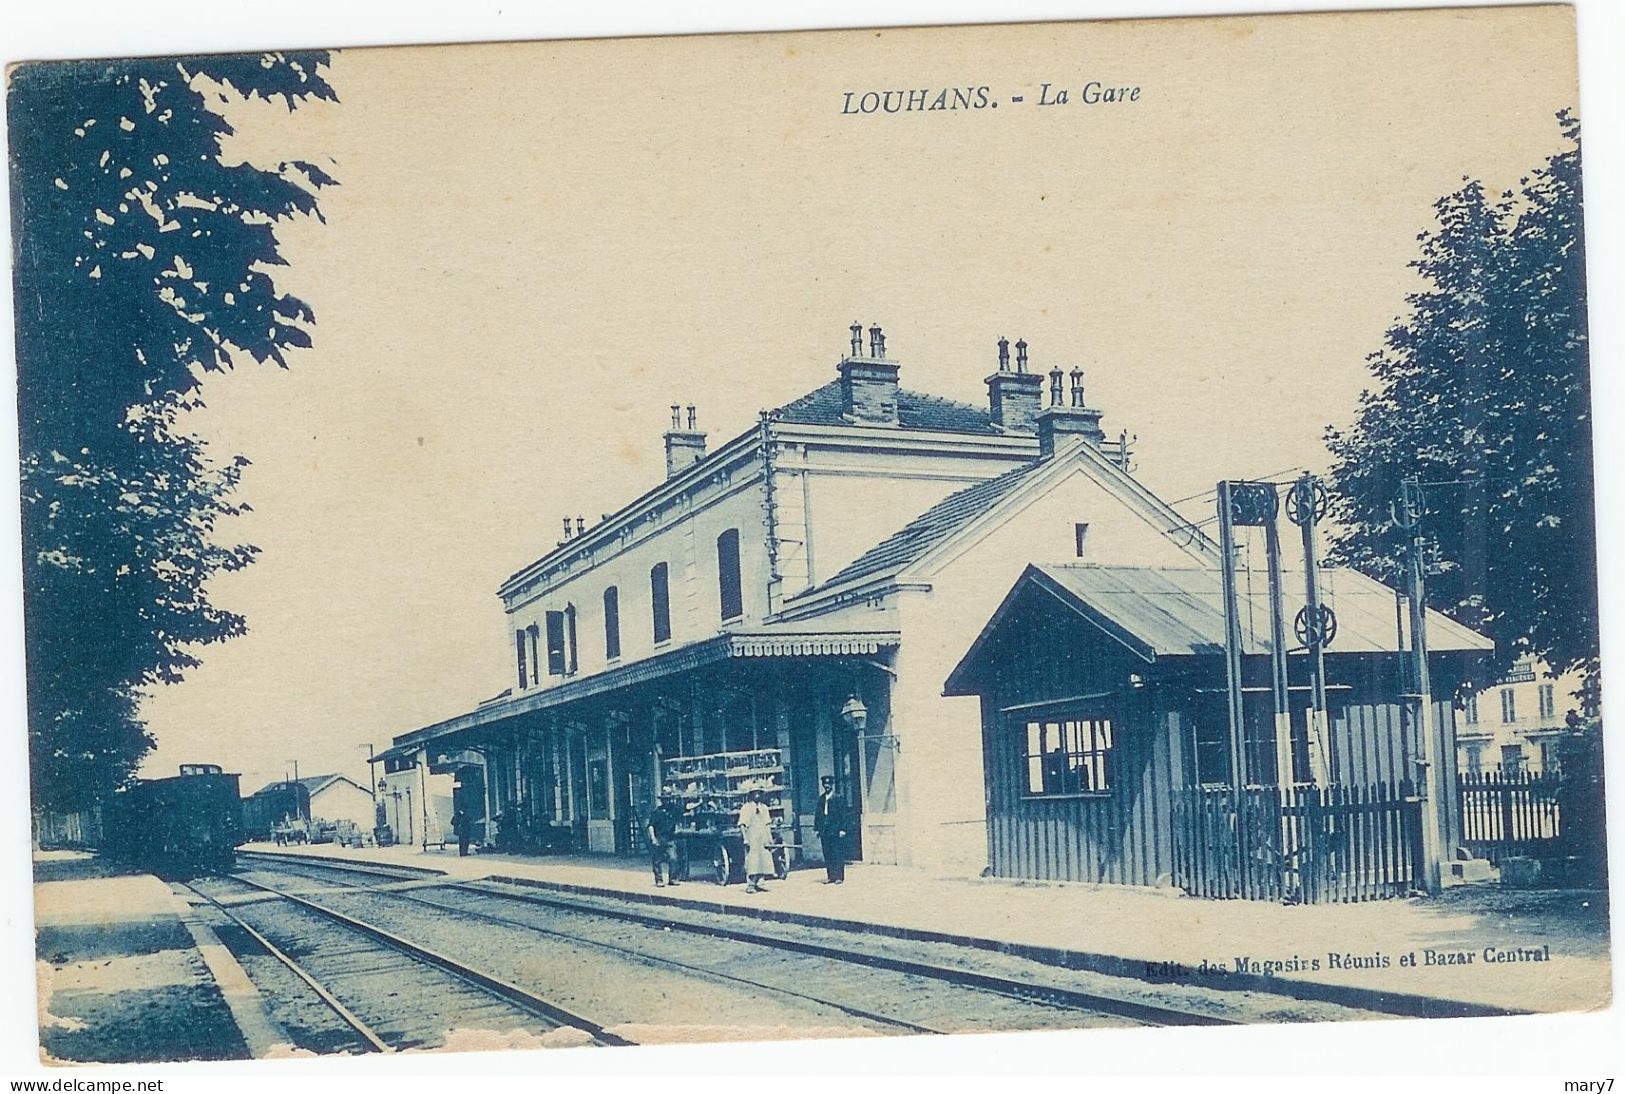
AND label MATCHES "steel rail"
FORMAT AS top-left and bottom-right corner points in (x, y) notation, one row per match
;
(223, 873), (634, 1047)
(238, 852), (1237, 1029)
(180, 881), (392, 1054)
(237, 856), (945, 1034)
